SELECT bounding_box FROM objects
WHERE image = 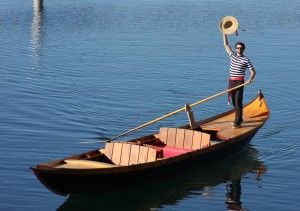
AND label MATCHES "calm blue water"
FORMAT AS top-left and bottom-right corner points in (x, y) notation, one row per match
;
(1, 0), (300, 210)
